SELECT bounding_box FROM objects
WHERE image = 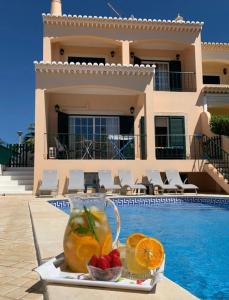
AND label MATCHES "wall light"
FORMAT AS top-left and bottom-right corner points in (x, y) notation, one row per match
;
(176, 54), (180, 60)
(130, 106), (135, 115)
(60, 48), (65, 56)
(223, 68), (227, 75)
(110, 51), (115, 57)
(55, 104), (60, 113)
(130, 52), (135, 58)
